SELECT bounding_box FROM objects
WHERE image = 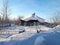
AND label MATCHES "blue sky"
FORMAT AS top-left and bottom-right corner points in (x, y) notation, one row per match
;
(0, 0), (60, 21)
